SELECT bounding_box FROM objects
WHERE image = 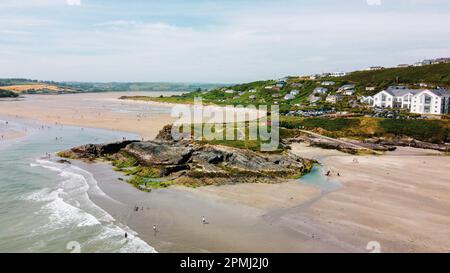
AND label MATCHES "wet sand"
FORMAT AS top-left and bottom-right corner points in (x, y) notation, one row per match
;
(0, 92), (179, 139)
(0, 119), (27, 141)
(0, 129), (25, 141)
